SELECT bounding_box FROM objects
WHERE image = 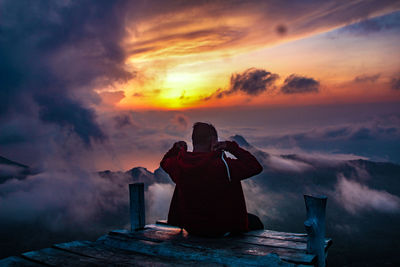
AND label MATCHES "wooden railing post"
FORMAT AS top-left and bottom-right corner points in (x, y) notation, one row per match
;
(304, 194), (327, 267)
(129, 183), (145, 231)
